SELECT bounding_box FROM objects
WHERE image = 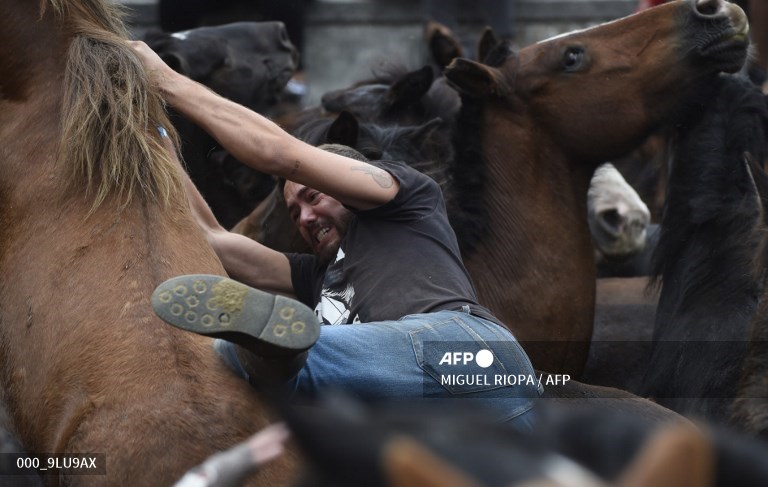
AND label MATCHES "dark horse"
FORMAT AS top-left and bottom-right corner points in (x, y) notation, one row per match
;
(441, 0), (750, 376)
(0, 1), (295, 484)
(639, 74), (768, 423)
